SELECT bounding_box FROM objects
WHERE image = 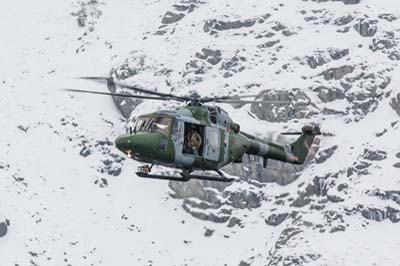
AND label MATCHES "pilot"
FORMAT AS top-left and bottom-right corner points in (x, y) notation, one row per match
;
(186, 130), (202, 155)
